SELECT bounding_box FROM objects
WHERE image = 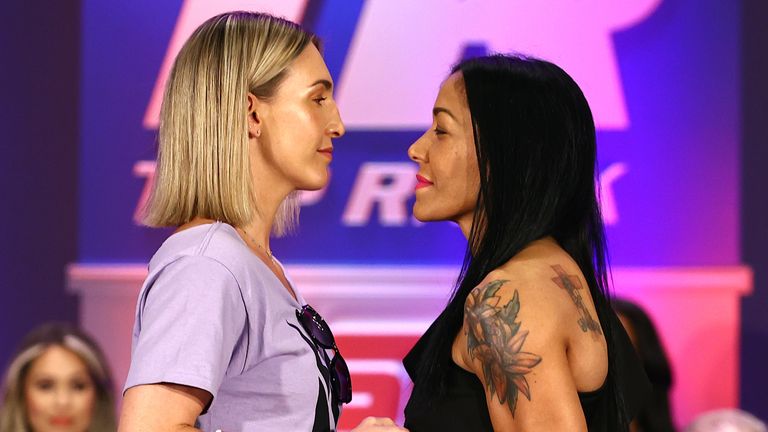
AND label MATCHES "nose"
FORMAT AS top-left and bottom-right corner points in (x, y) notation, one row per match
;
(54, 387), (73, 409)
(408, 131), (429, 163)
(327, 103), (345, 138)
